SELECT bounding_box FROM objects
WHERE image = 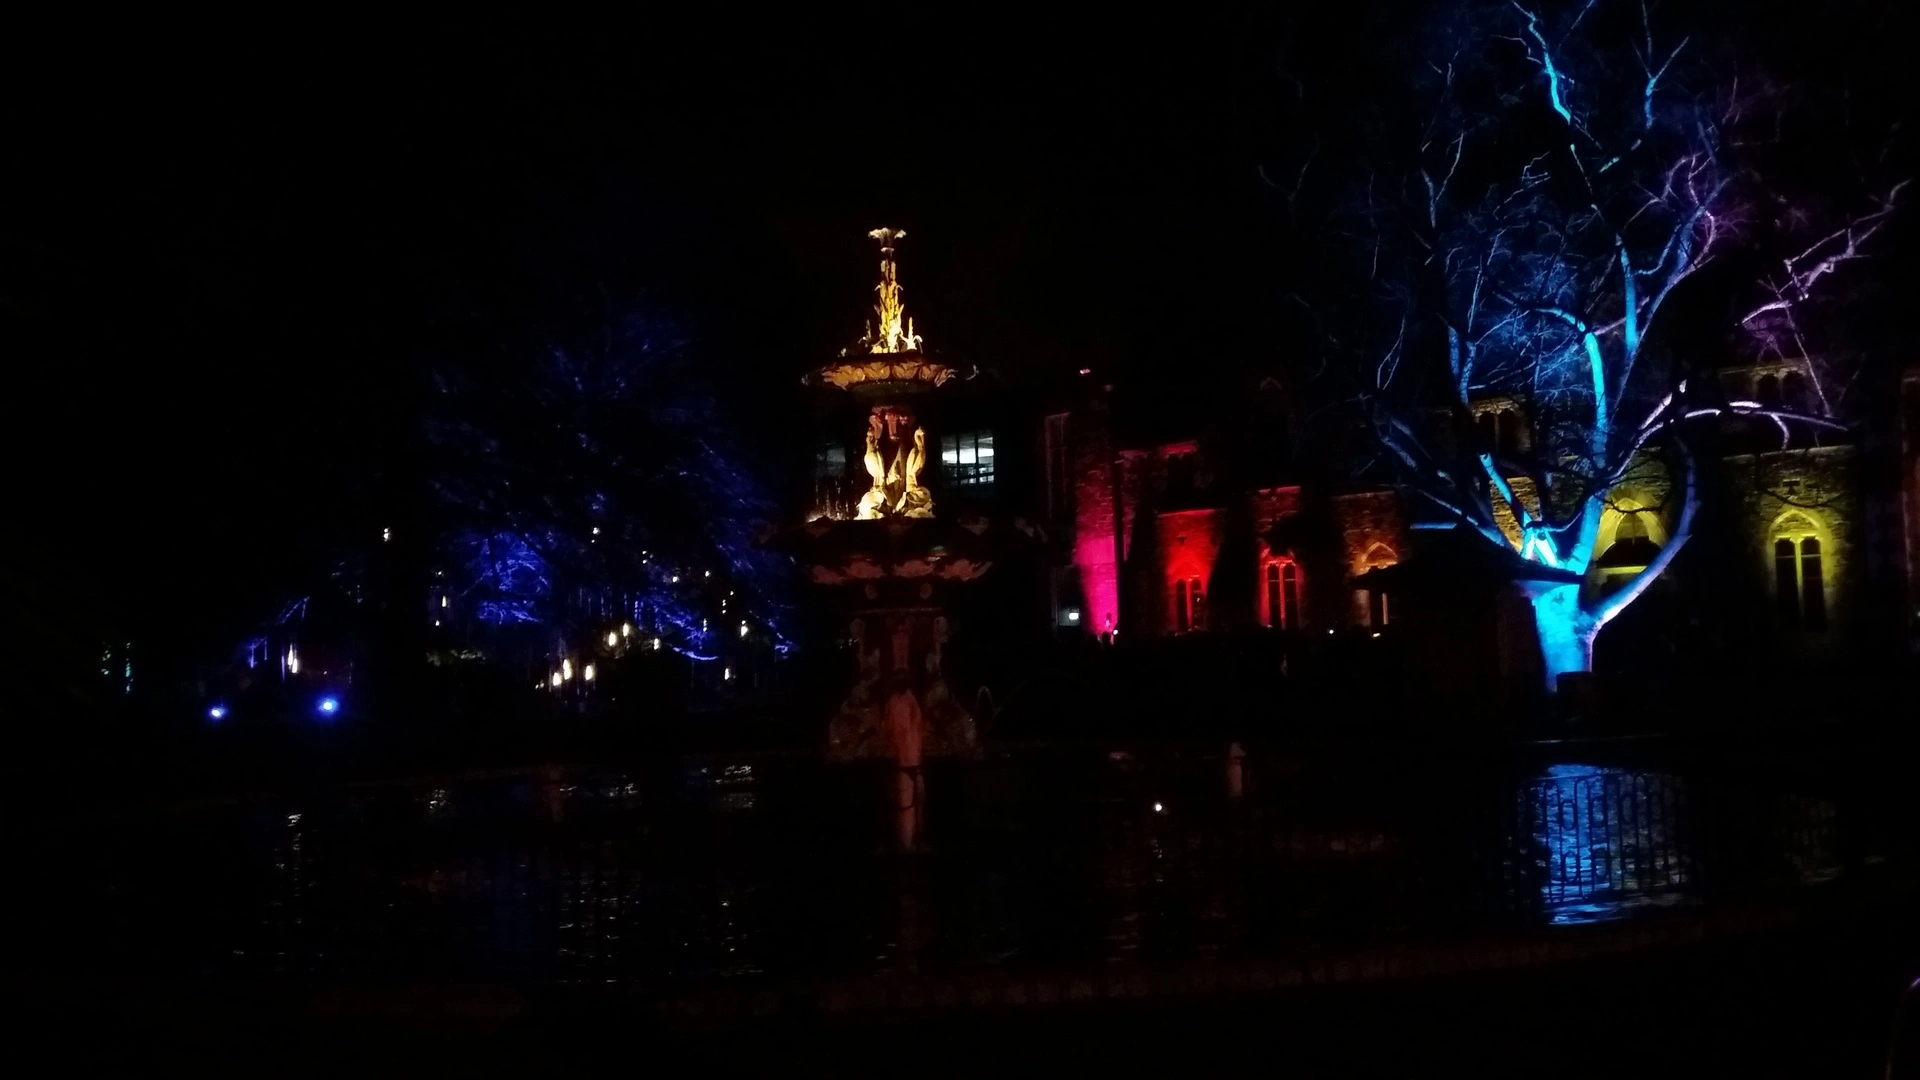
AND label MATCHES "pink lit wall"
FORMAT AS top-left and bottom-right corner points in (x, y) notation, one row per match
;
(1071, 440), (1124, 632)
